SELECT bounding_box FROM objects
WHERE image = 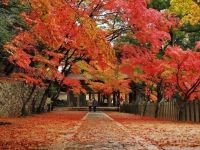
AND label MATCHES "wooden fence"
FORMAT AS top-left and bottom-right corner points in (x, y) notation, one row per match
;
(120, 100), (200, 123)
